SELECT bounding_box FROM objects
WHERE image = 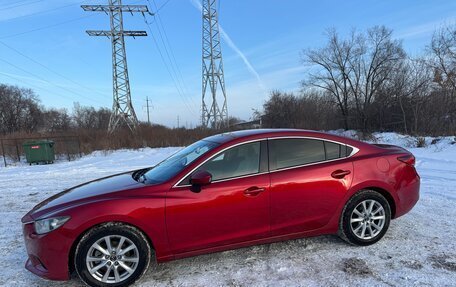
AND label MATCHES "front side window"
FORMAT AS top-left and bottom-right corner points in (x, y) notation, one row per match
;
(181, 141), (261, 185)
(269, 138), (325, 170)
(144, 140), (219, 184)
